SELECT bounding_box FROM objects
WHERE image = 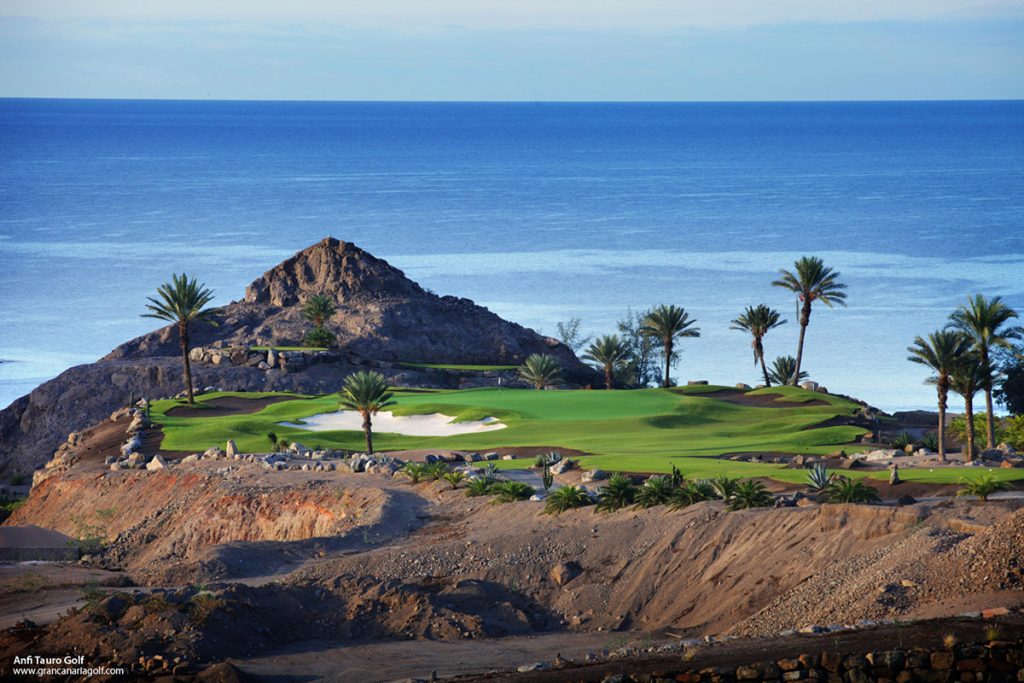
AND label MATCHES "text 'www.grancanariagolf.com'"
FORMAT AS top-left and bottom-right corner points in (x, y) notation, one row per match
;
(9, 655), (126, 678)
